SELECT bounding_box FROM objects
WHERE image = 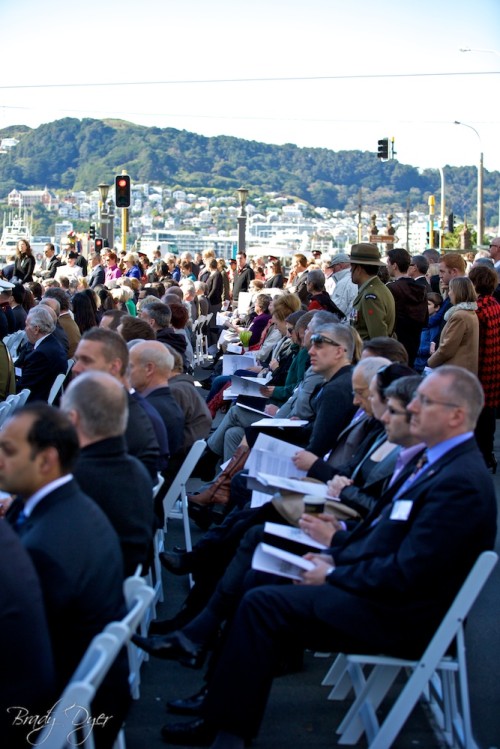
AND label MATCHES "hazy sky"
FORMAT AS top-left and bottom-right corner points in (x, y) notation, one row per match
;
(1, 0), (499, 171)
